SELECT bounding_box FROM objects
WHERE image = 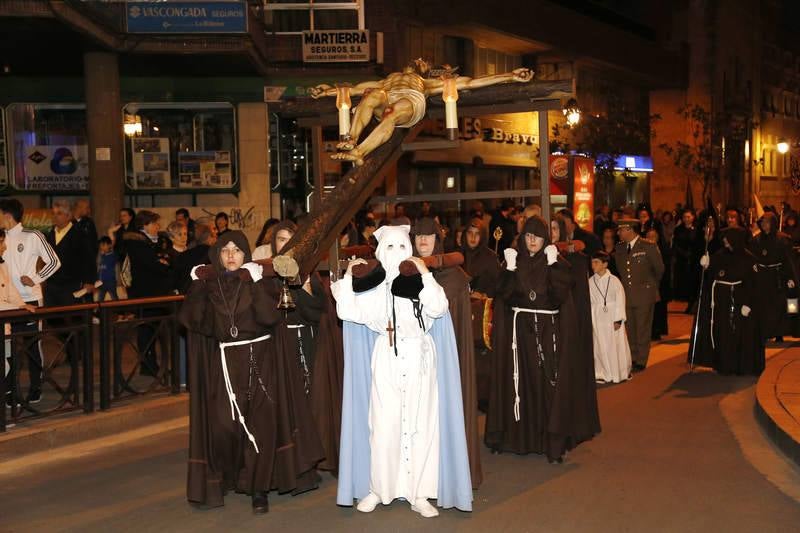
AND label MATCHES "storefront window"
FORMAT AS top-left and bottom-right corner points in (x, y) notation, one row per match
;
(270, 115), (312, 218)
(6, 104), (89, 191)
(263, 0), (363, 34)
(123, 103), (237, 191)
